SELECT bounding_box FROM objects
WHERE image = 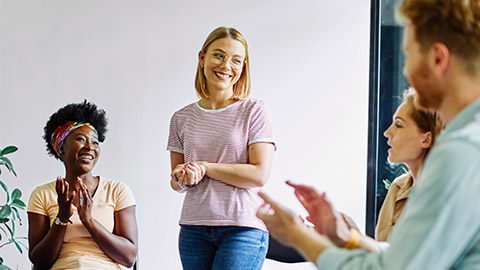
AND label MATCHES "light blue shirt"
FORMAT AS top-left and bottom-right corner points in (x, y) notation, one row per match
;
(317, 98), (480, 269)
